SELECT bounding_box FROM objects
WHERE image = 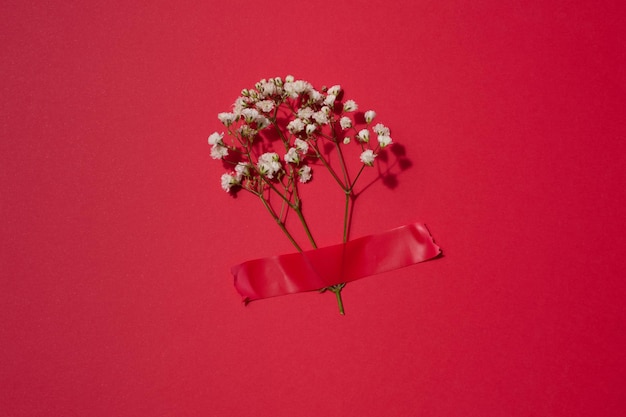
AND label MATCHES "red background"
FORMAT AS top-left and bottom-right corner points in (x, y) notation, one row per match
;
(2, 1), (626, 416)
